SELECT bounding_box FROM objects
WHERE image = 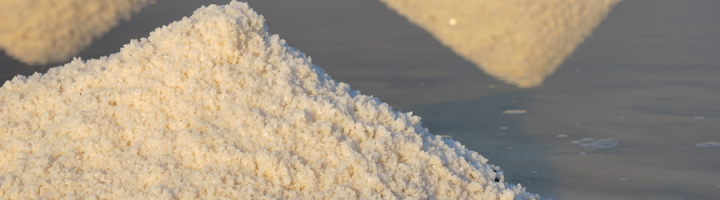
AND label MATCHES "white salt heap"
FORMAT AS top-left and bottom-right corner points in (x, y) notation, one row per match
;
(0, 1), (540, 199)
(379, 0), (621, 88)
(0, 0), (155, 65)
